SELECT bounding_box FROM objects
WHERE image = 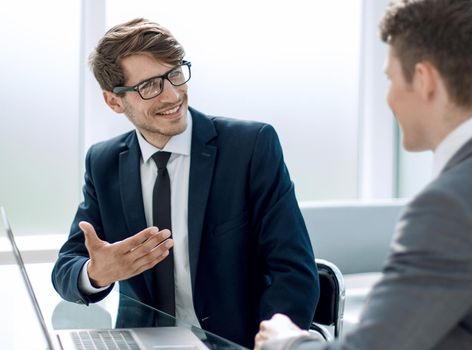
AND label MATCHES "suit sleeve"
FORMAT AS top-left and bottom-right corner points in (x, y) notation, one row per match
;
(292, 187), (472, 350)
(51, 145), (114, 305)
(249, 124), (320, 329)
